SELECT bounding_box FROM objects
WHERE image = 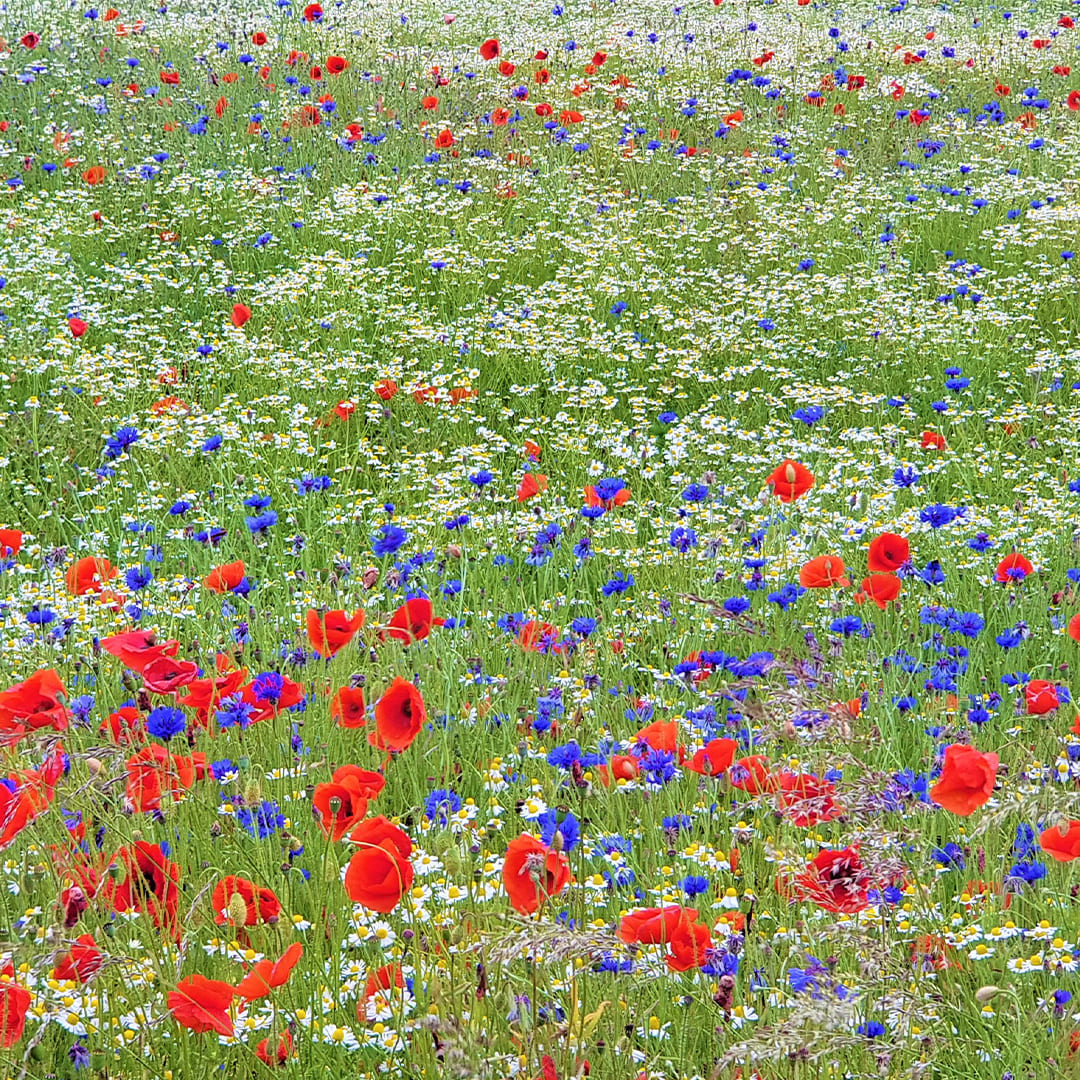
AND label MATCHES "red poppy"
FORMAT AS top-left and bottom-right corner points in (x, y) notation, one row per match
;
(492, 107), (512, 125)
(777, 772), (844, 827)
(251, 31), (268, 44)
(330, 685), (367, 729)
(102, 630), (175, 671)
(684, 738), (738, 776)
(433, 129), (454, 149)
(634, 719), (681, 755)
(20, 32), (40, 48)
(313, 771), (371, 841)
(66, 556), (117, 595)
(159, 70), (179, 85)
(327, 55), (349, 74)
(307, 608), (364, 657)
(596, 753), (639, 786)
(384, 597), (433, 645)
(0, 981), (31, 1047)
(584, 483), (631, 509)
(68, 317), (88, 338)
(178, 666), (248, 727)
(109, 841), (181, 931)
(231, 303), (252, 328)
(125, 745), (195, 812)
(920, 430), (947, 450)
(516, 472), (548, 501)
(516, 620), (565, 653)
(82, 166), (106, 185)
(235, 942), (303, 1000)
(0, 530), (21, 557)
(142, 655), (199, 695)
(343, 816), (414, 912)
(421, 96), (439, 109)
(666, 912), (713, 971)
(333, 765), (385, 799)
(370, 678), (426, 751)
(619, 906), (697, 944)
(799, 555), (850, 588)
(1069, 612), (1080, 644)
(303, 2), (323, 18)
(765, 460), (815, 501)
(168, 974), (235, 1037)
(479, 38), (500, 60)
(729, 755), (776, 795)
(1025, 680), (1059, 715)
(375, 378), (398, 400)
(0, 668), (70, 739)
(52, 934), (102, 983)
(1040, 821), (1080, 862)
(204, 561), (246, 593)
(867, 532), (909, 572)
(559, 109), (584, 124)
(212, 875), (282, 927)
(100, 705), (145, 744)
(858, 573), (901, 609)
(502, 833), (571, 914)
(1069, 90), (1080, 111)
(362, 962), (404, 1002)
(930, 744), (998, 816)
(793, 846), (870, 913)
(995, 552), (1033, 583)
(256, 1031), (294, 1066)
(535, 103), (553, 117)
(239, 674), (305, 725)
(498, 60), (516, 76)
